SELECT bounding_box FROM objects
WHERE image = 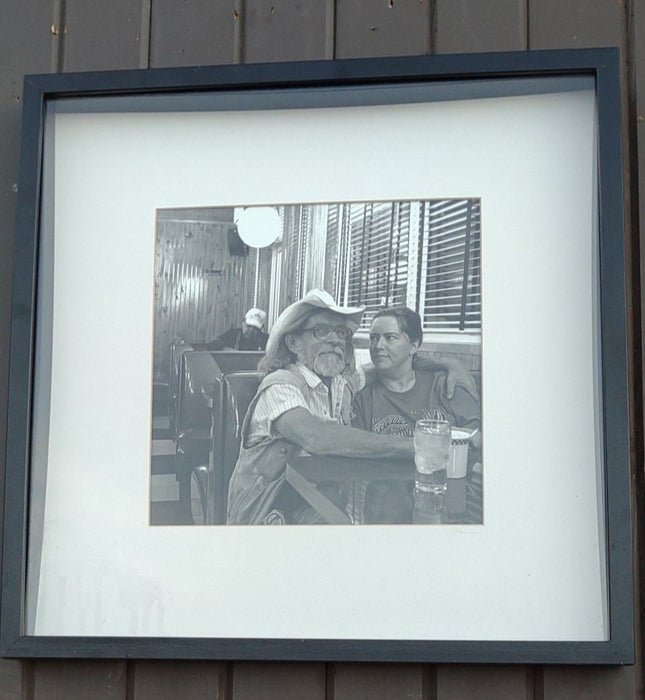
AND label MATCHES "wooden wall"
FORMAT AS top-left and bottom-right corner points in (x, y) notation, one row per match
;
(153, 208), (253, 381)
(0, 1), (643, 698)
